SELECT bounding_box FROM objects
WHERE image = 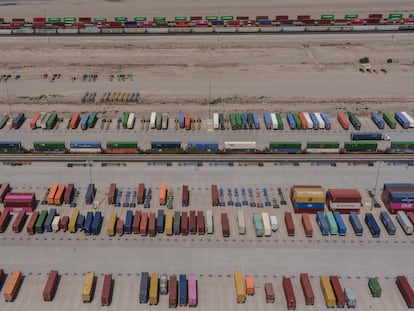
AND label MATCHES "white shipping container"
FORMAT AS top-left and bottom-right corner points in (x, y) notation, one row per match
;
(344, 288), (357, 308)
(162, 113), (169, 130)
(303, 112), (313, 129)
(150, 112), (156, 129)
(396, 211), (413, 235)
(213, 113), (219, 130)
(329, 201), (361, 210)
(36, 112), (46, 129)
(261, 212), (272, 236)
(52, 216), (61, 232)
(270, 215), (278, 231)
(315, 113), (325, 129)
(401, 111), (414, 127)
(40, 112), (50, 129)
(127, 113), (135, 129)
(206, 210), (214, 234)
(306, 148), (339, 154)
(270, 113), (278, 130)
(237, 211), (246, 234)
(224, 141), (256, 150)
